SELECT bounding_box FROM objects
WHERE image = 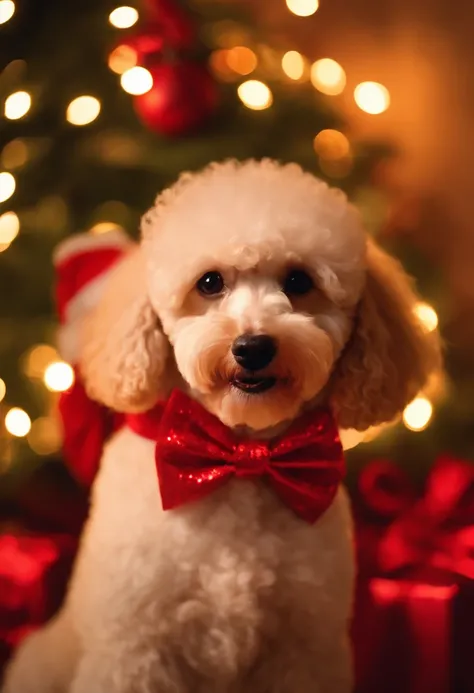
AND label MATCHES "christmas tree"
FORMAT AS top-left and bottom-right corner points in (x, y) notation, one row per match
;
(2, 0), (462, 499)
(0, 0), (397, 500)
